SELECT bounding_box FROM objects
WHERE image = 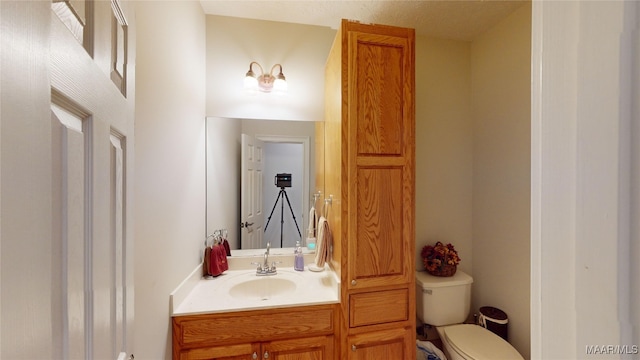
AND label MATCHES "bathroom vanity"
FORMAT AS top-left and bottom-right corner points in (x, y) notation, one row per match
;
(172, 305), (336, 359)
(171, 254), (340, 359)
